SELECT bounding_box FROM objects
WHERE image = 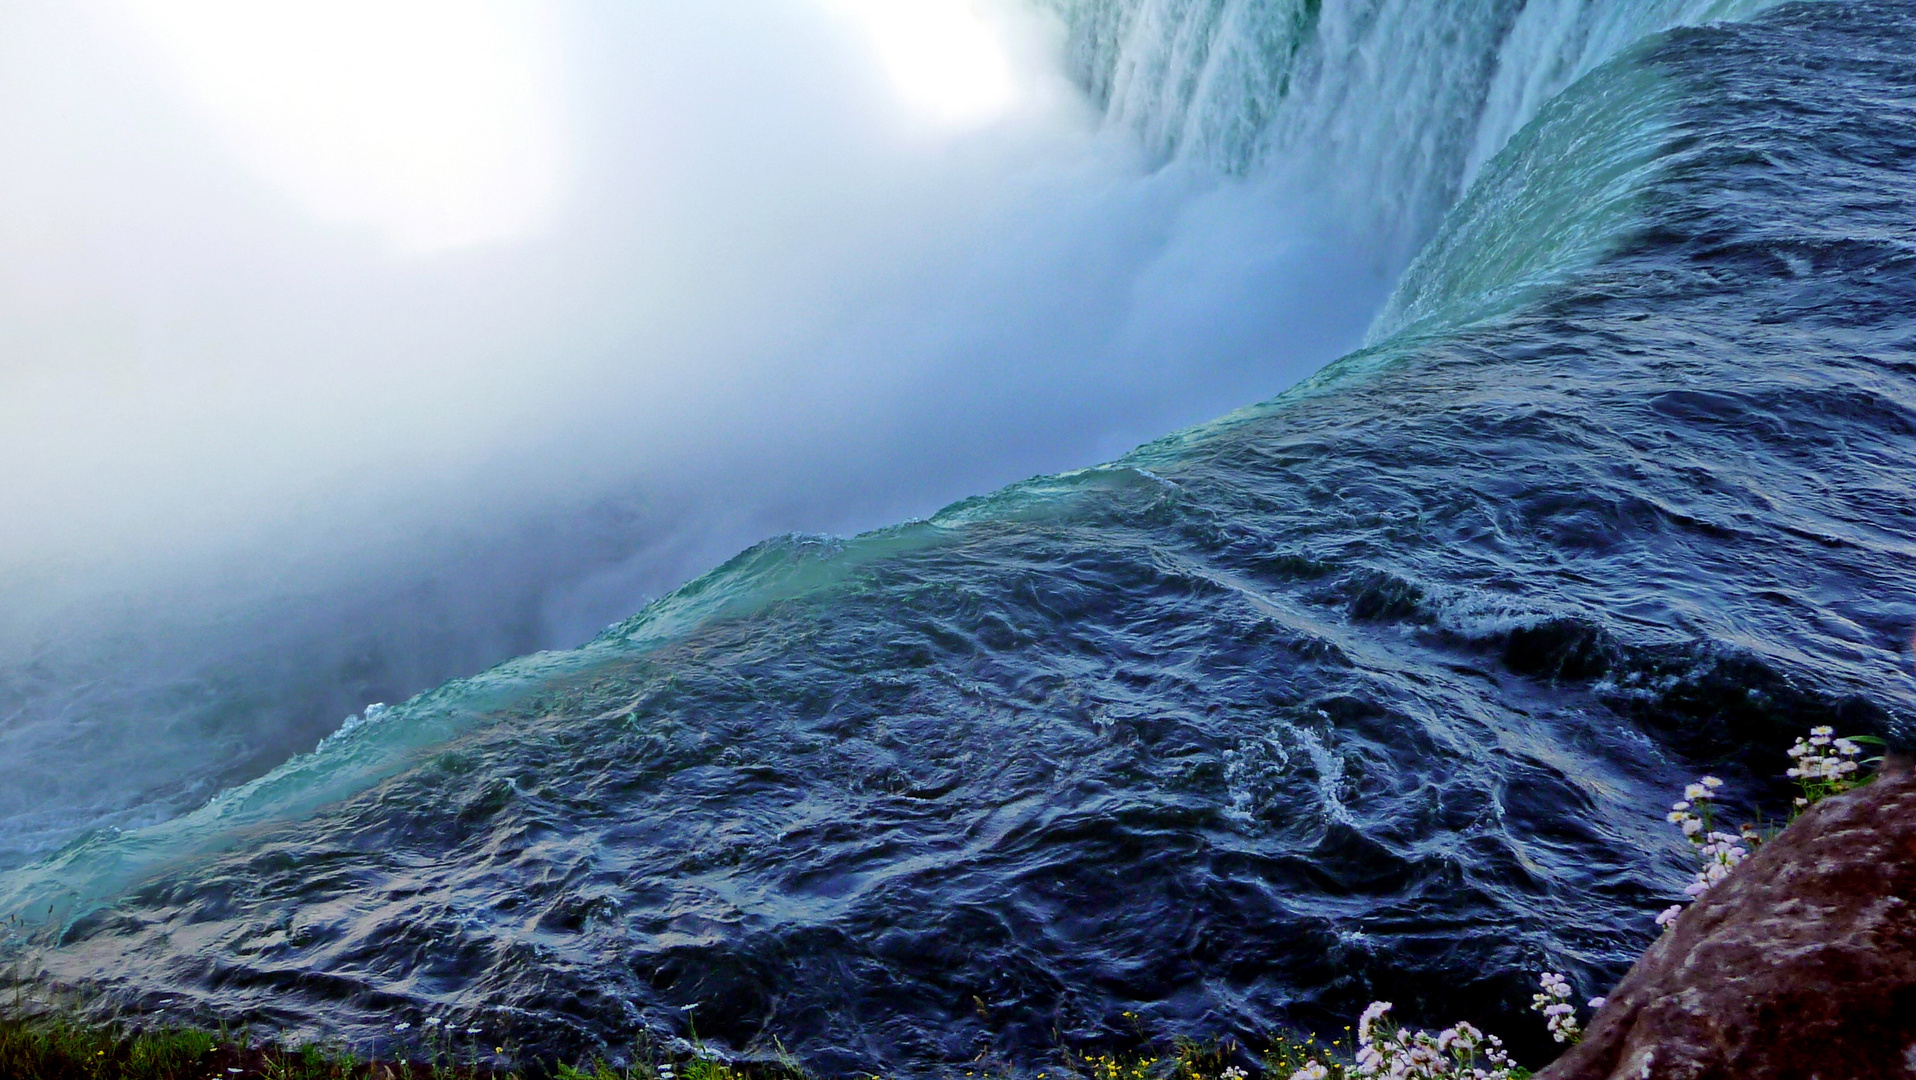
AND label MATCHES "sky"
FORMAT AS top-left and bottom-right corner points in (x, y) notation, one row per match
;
(0, 0), (1394, 861)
